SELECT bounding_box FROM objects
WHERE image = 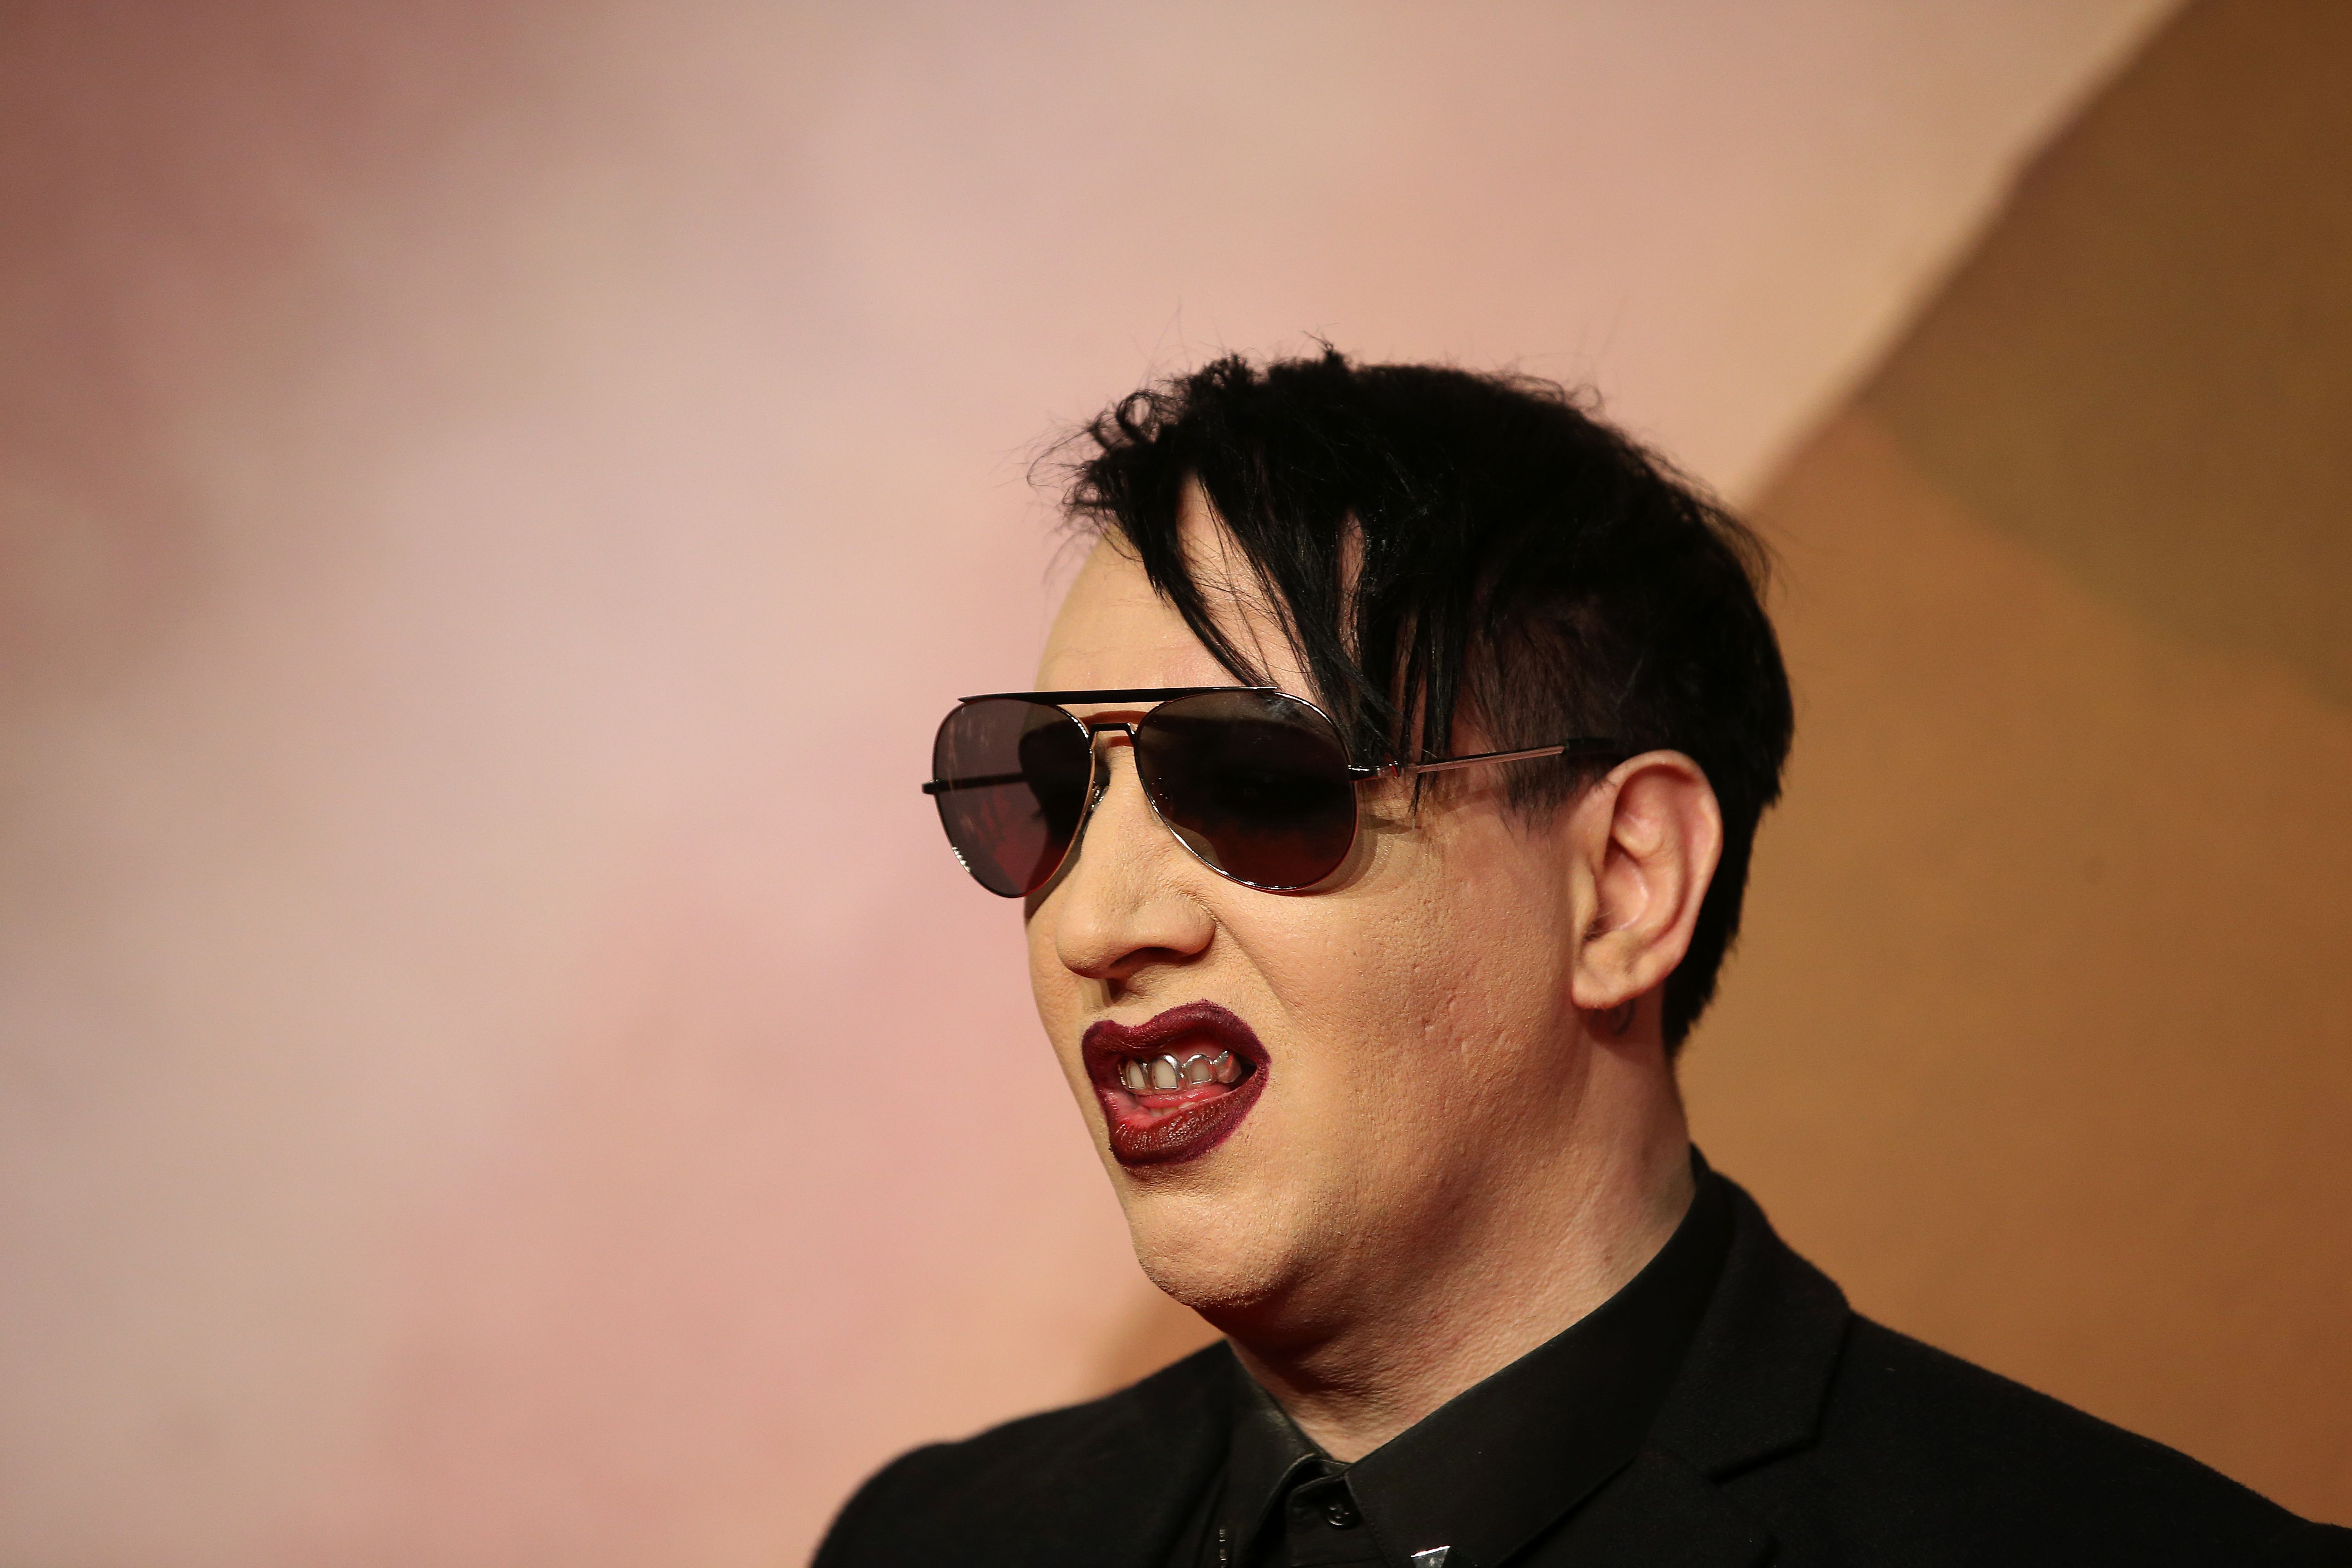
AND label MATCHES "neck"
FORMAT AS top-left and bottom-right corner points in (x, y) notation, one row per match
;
(1225, 1043), (1694, 1461)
